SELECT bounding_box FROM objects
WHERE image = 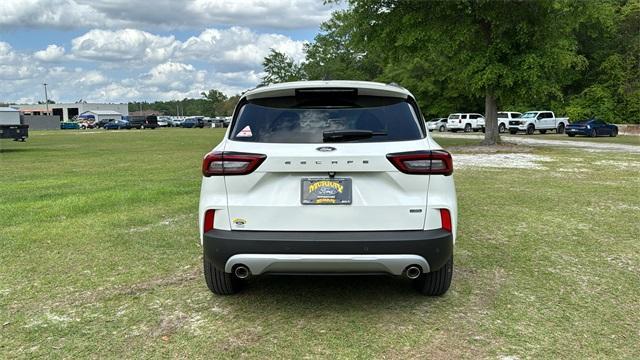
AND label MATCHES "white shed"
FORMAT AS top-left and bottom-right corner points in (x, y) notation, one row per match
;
(79, 110), (123, 123)
(0, 107), (21, 125)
